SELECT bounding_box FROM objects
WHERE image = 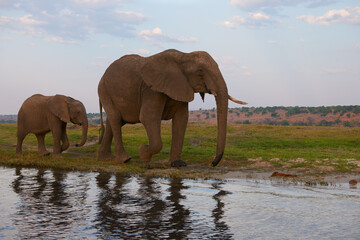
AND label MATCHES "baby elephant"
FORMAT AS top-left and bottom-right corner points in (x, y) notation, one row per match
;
(16, 94), (88, 157)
